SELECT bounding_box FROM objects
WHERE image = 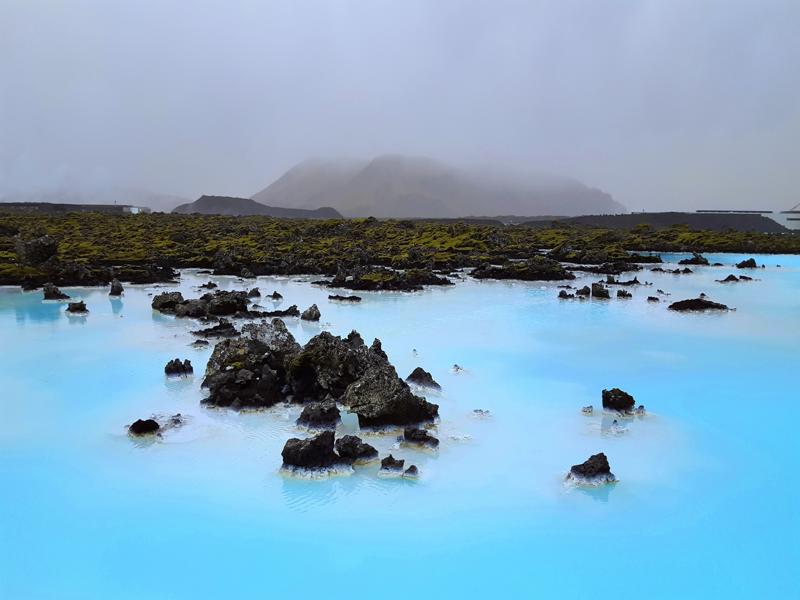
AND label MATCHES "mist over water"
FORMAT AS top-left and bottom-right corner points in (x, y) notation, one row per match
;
(2, 1), (799, 210)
